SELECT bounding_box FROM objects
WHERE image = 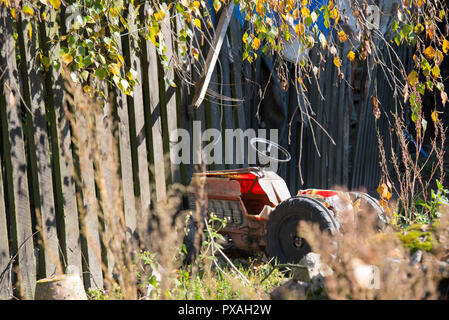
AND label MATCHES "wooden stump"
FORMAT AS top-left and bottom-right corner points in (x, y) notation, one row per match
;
(34, 274), (87, 300)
